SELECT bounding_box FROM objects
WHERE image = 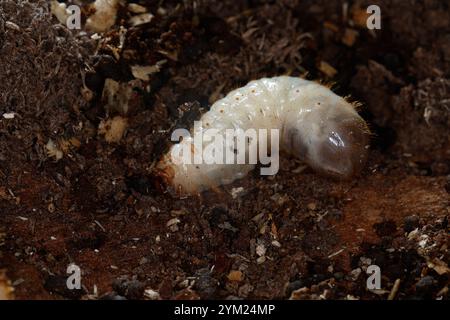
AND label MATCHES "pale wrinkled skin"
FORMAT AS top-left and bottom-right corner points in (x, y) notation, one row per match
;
(158, 76), (370, 194)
